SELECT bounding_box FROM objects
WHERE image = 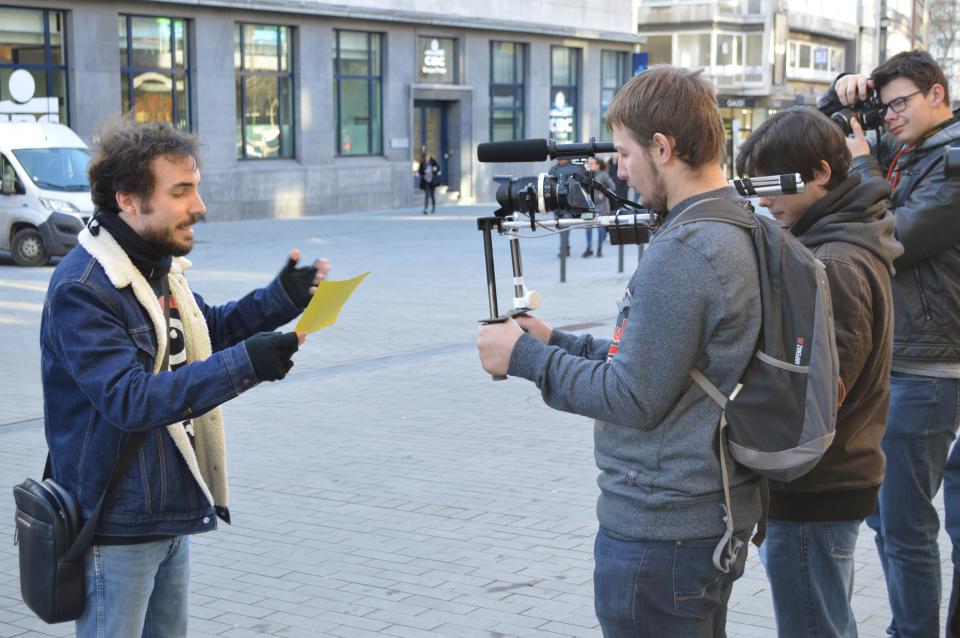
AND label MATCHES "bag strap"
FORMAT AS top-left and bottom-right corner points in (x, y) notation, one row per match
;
(689, 367), (769, 570)
(658, 197), (754, 236)
(59, 275), (173, 563)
